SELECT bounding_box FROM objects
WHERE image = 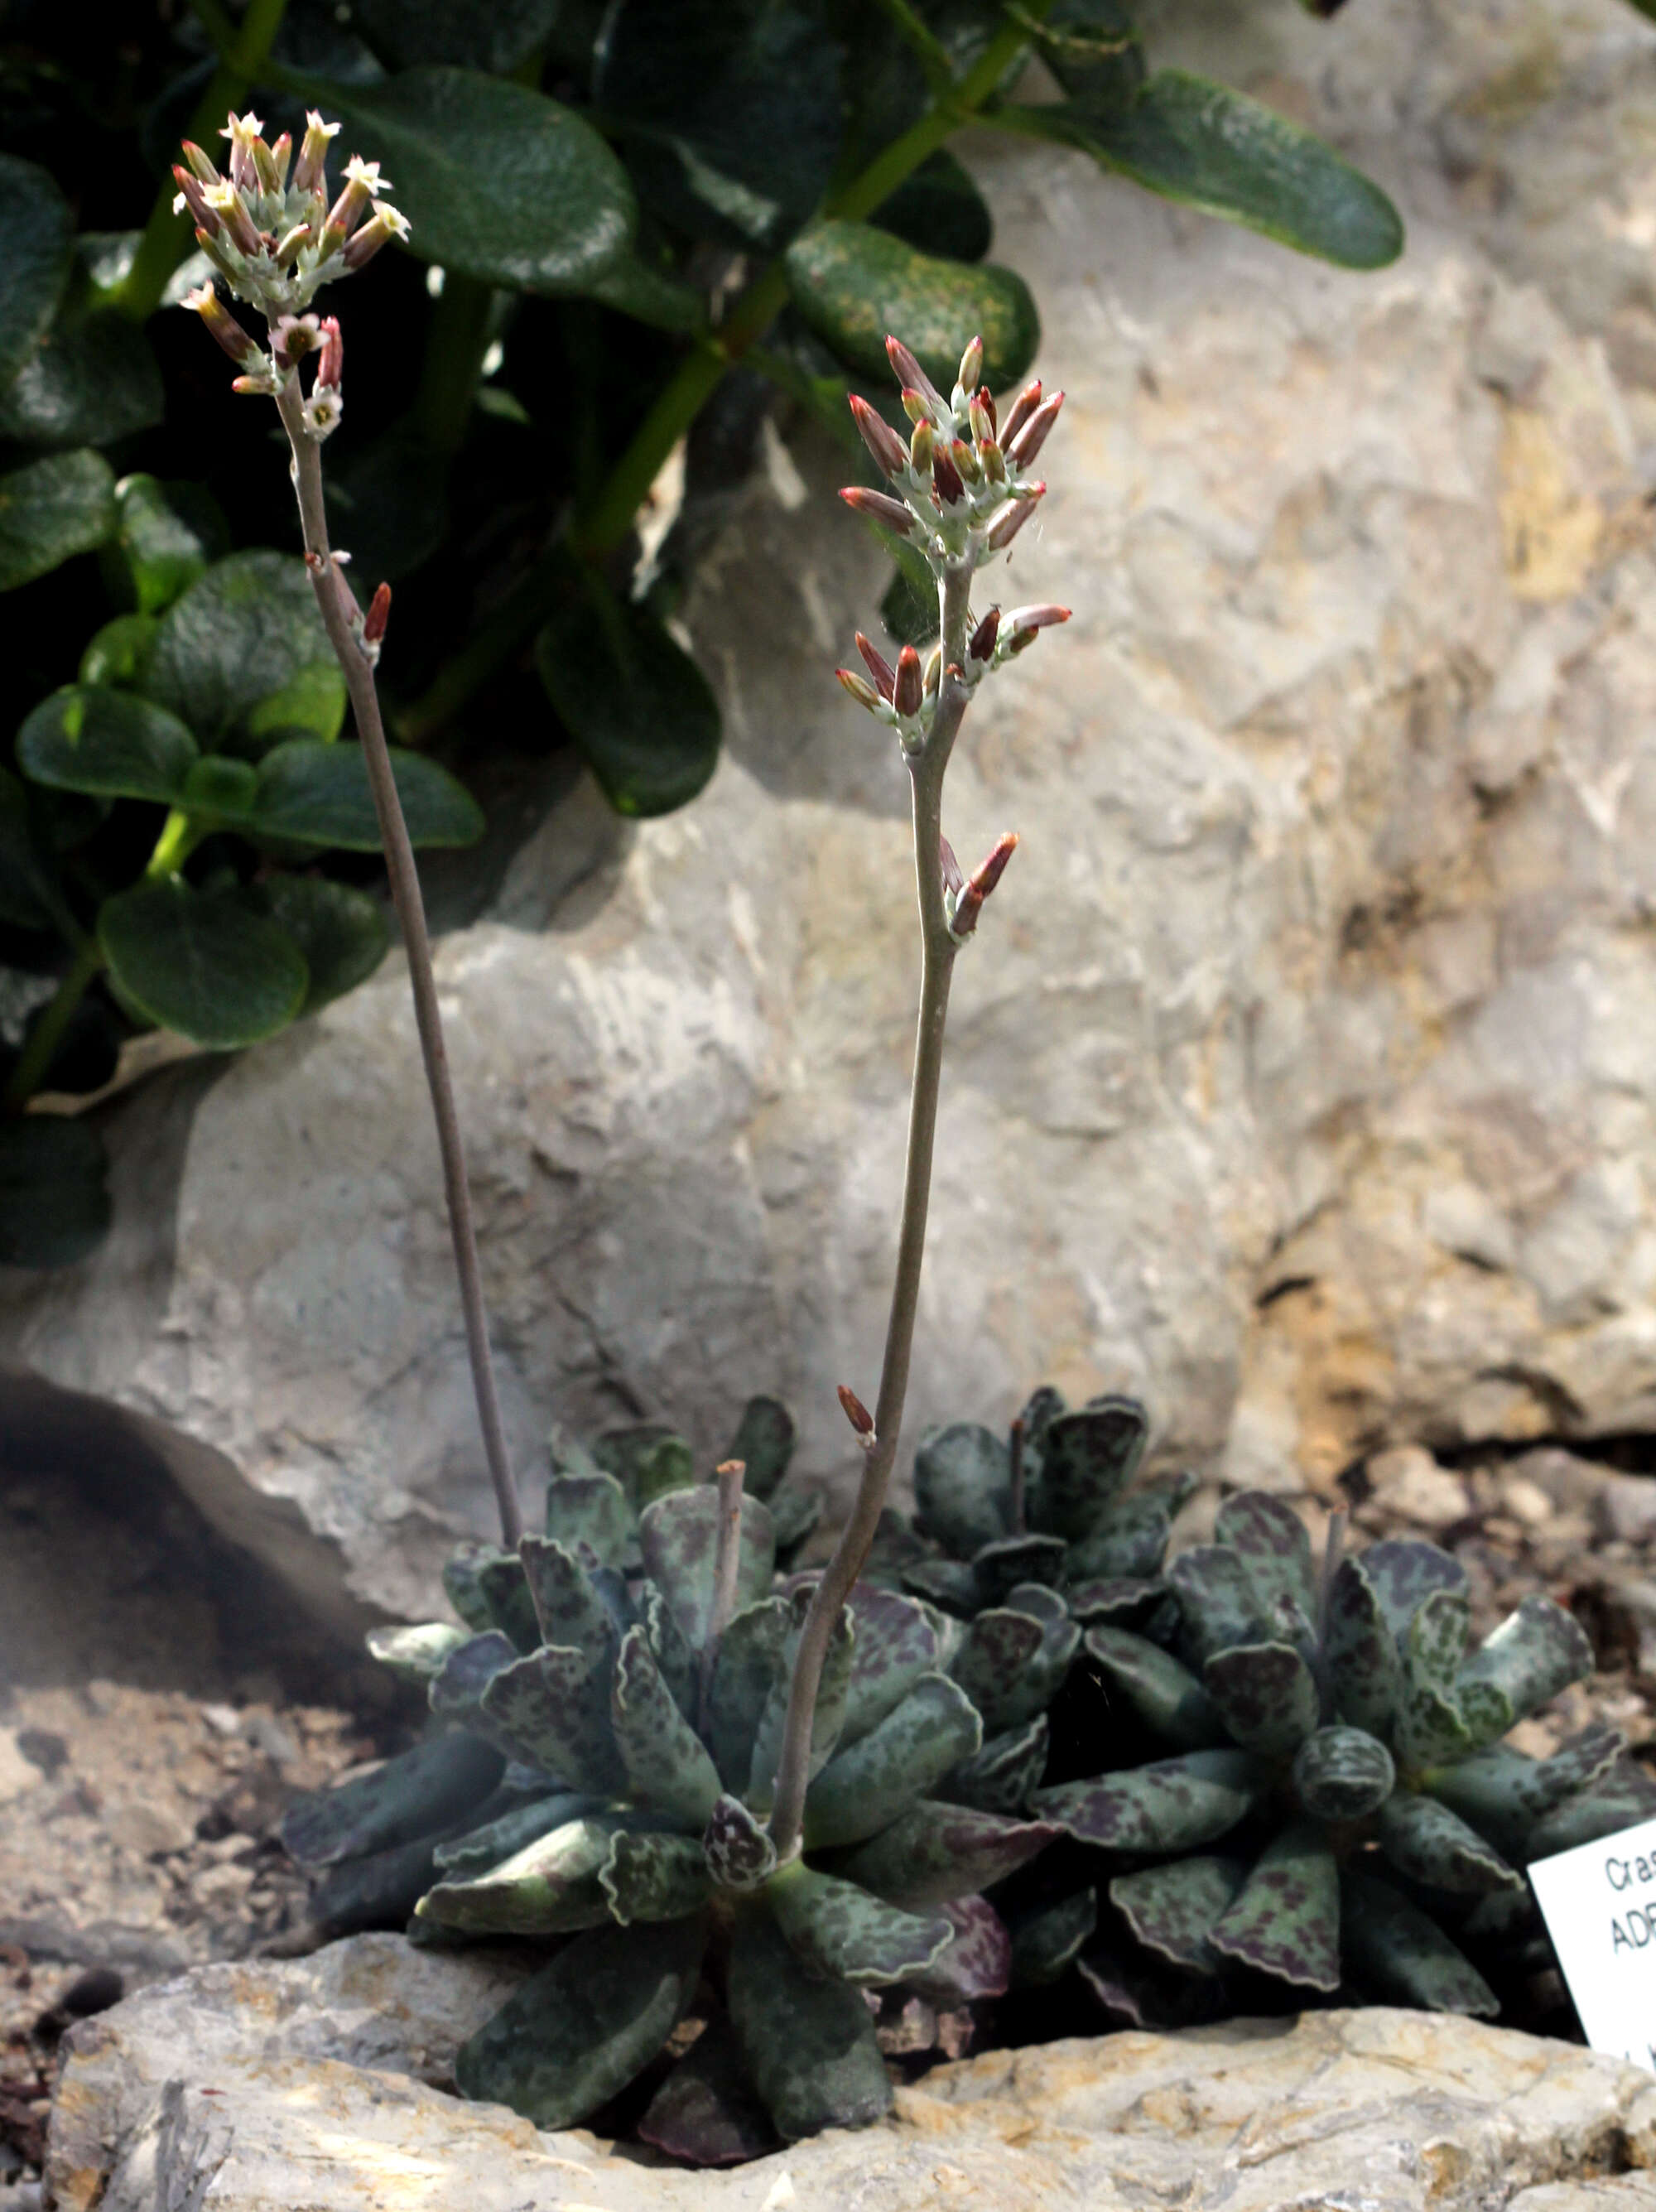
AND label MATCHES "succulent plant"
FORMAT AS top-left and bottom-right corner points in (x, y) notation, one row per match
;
(1021, 1492), (1656, 2017)
(285, 1475), (1057, 2156)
